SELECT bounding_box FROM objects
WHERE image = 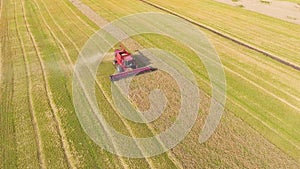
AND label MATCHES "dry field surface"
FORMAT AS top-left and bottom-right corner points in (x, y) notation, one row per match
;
(0, 0), (299, 168)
